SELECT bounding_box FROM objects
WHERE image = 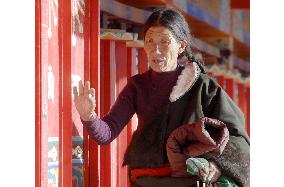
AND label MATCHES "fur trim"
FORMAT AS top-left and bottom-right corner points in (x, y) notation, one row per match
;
(169, 62), (200, 102)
